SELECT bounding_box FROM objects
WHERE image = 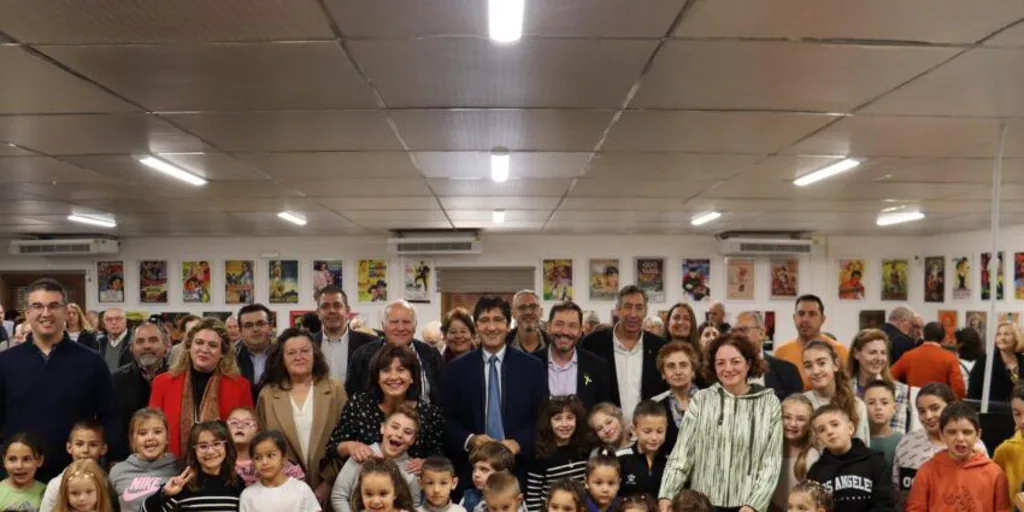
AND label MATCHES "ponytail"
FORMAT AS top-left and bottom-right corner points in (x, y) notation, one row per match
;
(806, 340), (860, 426)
